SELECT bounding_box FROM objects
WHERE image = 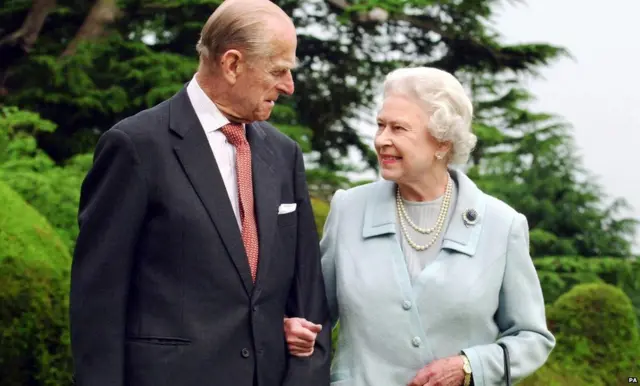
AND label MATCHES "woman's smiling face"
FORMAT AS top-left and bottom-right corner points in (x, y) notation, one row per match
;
(374, 94), (446, 184)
